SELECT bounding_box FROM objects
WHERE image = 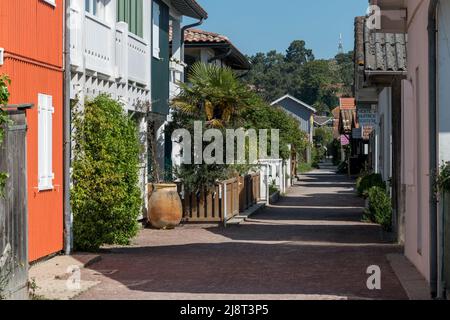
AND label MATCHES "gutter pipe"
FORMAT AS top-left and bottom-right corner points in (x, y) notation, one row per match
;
(428, 0), (439, 299)
(181, 18), (204, 58)
(63, 0), (73, 255)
